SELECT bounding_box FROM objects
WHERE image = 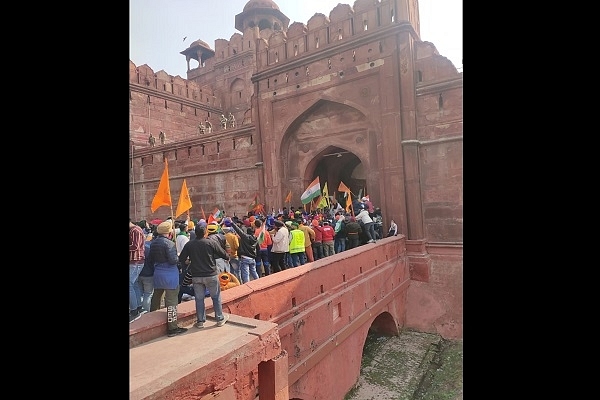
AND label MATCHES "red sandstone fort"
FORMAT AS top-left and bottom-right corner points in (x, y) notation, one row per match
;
(129, 1), (462, 399)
